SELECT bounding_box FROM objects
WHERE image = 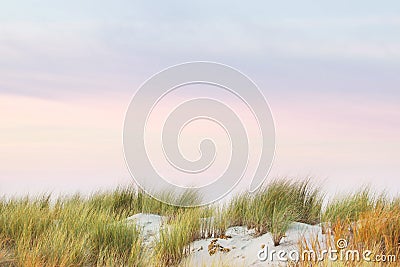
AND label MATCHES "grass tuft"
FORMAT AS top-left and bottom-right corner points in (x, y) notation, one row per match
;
(226, 178), (323, 245)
